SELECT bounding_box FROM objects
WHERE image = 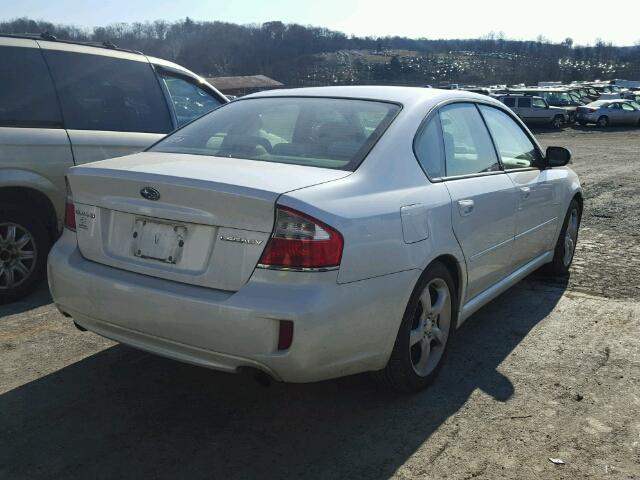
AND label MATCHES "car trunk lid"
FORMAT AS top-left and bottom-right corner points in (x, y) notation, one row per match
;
(67, 152), (350, 291)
